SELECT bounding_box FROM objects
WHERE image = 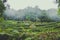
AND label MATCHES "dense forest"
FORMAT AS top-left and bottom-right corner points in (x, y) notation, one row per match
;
(0, 0), (60, 40)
